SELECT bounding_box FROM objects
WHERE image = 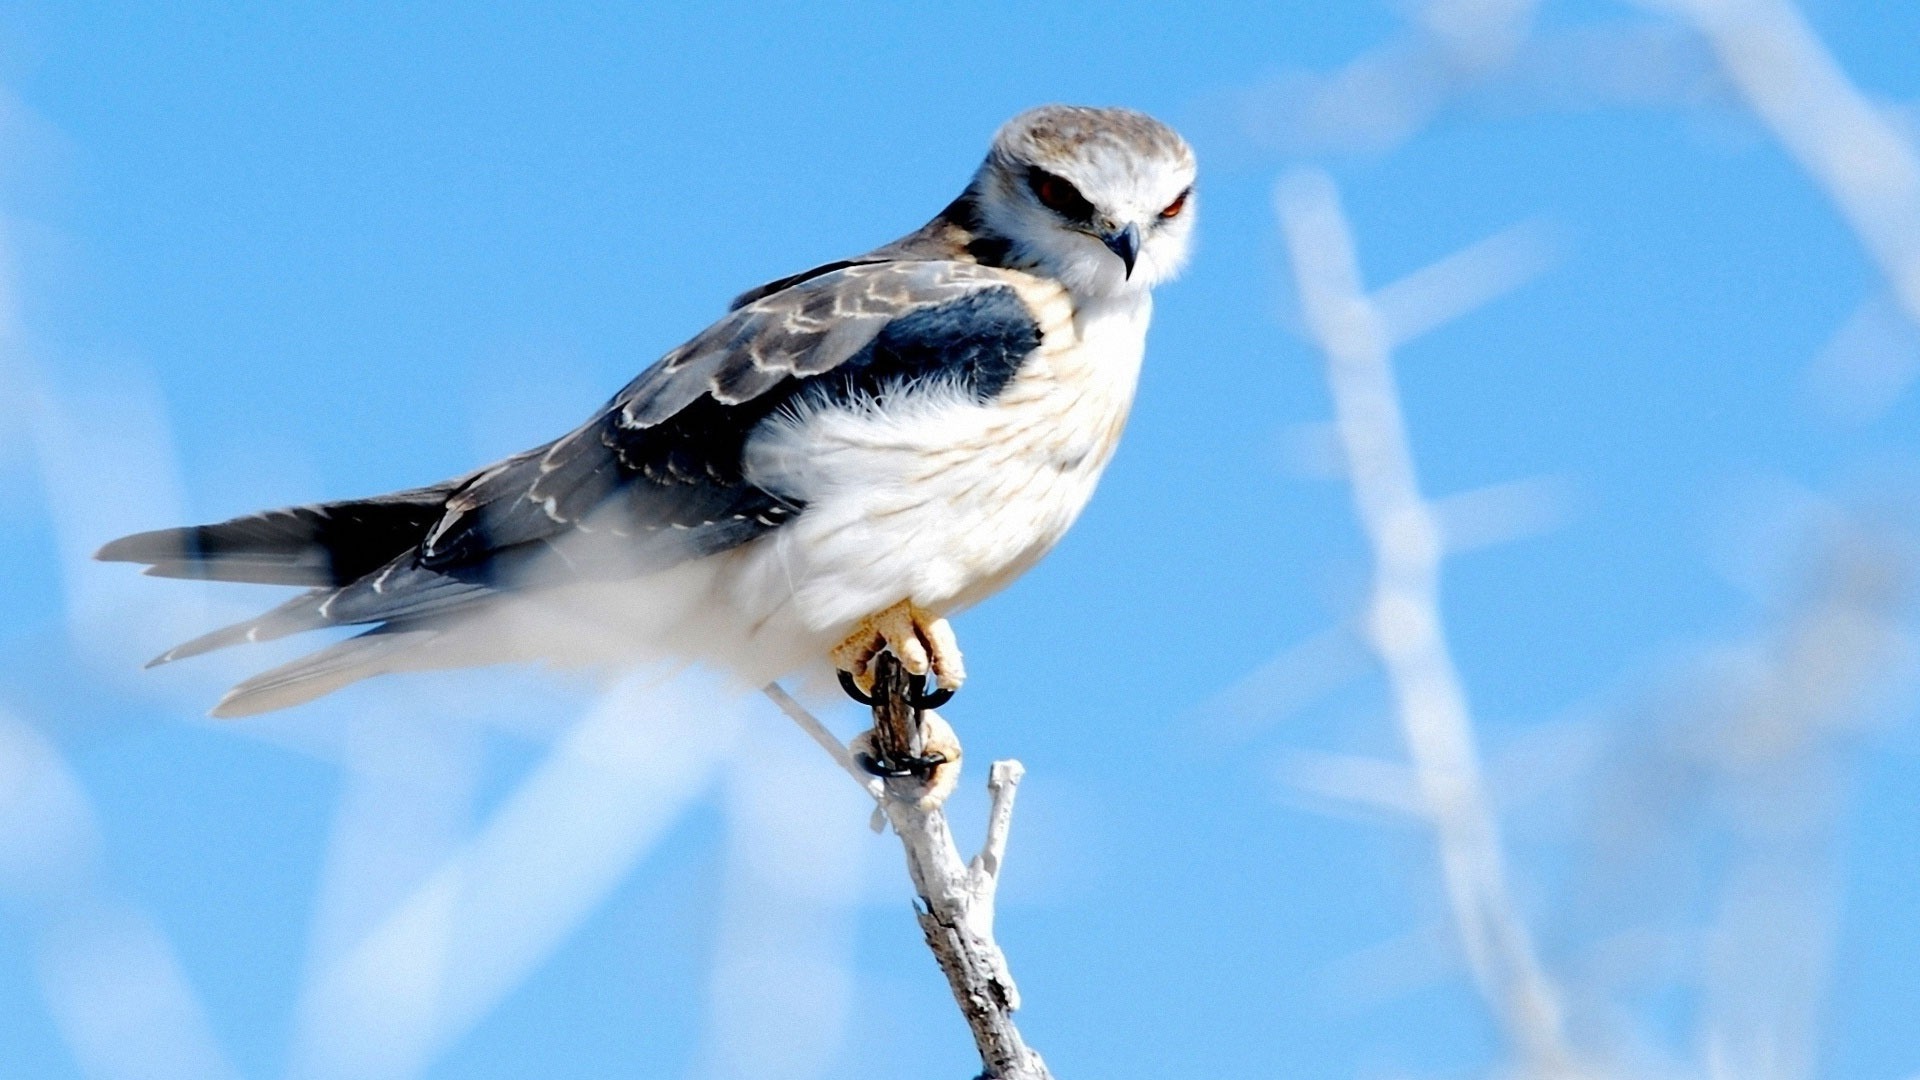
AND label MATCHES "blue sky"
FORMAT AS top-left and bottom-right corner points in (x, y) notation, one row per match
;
(1, 3), (1918, 1079)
